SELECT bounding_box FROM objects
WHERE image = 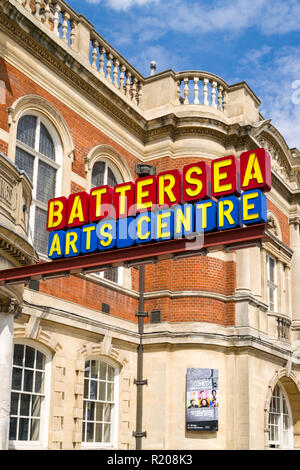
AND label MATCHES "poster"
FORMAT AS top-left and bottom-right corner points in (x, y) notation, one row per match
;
(186, 368), (218, 431)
